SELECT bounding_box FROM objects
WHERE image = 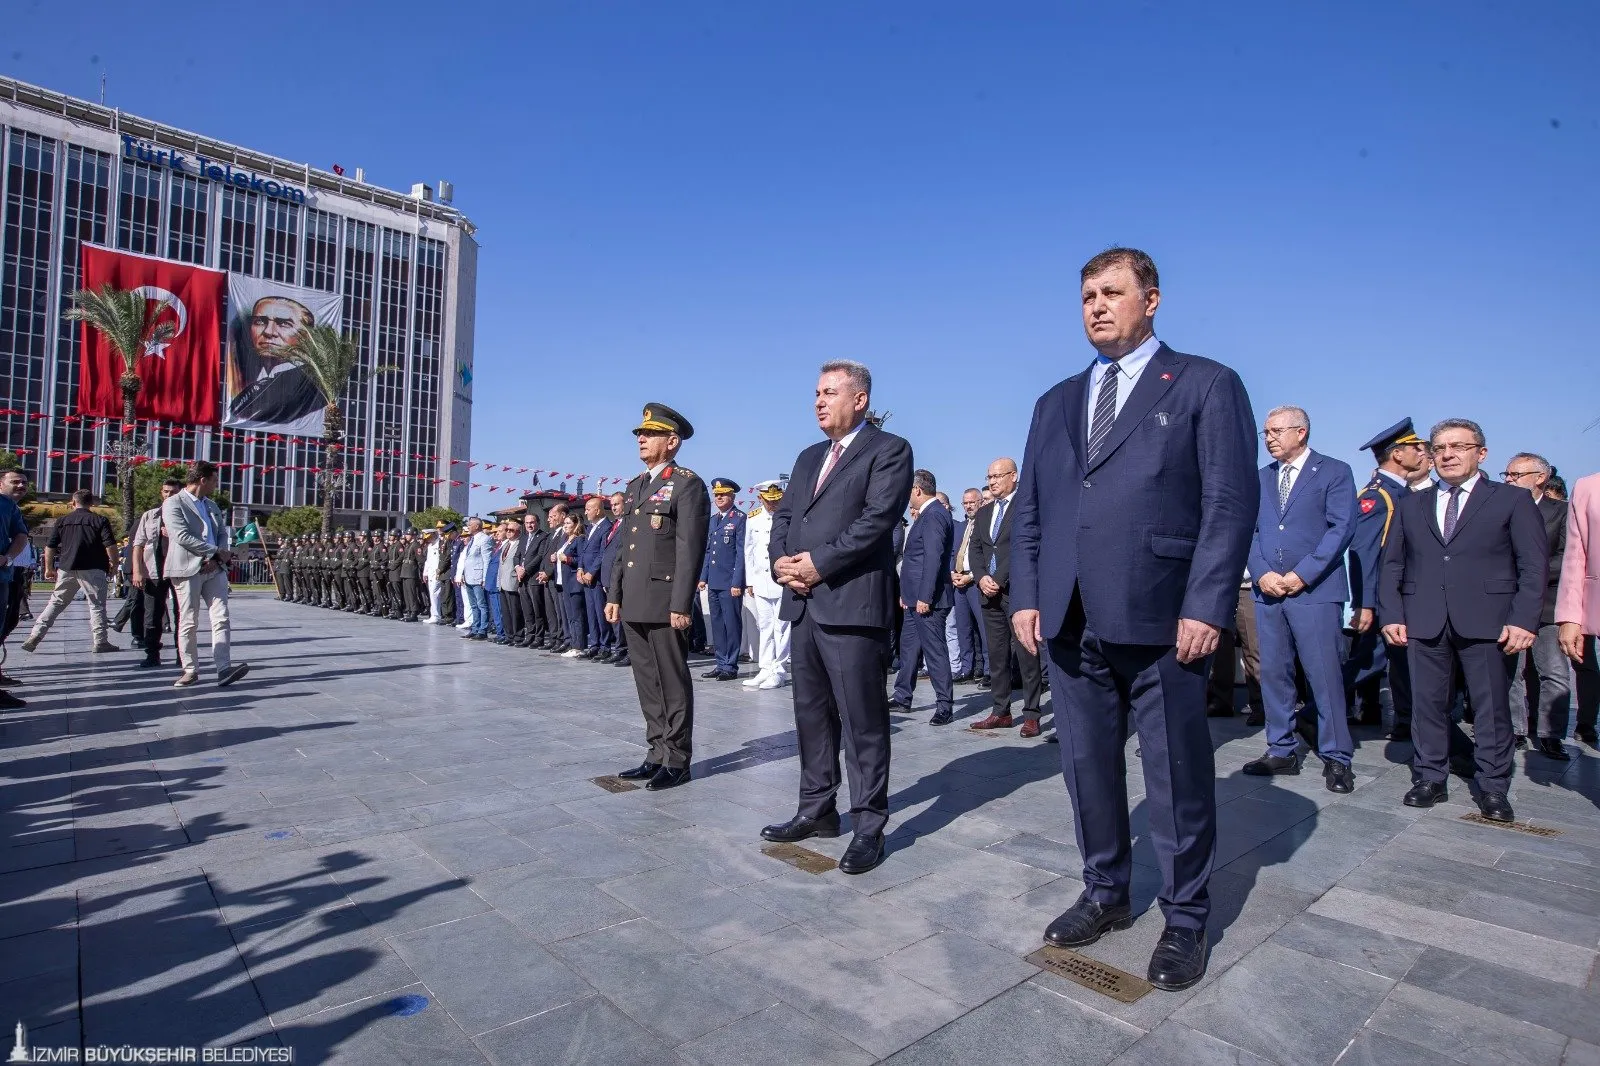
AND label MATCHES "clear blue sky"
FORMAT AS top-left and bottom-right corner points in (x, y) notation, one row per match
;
(11, 1), (1599, 513)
